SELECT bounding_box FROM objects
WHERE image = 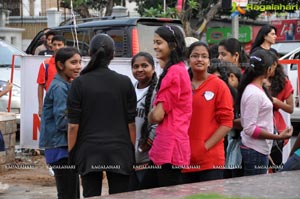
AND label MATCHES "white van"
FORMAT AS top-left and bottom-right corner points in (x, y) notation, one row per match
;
(0, 40), (24, 115)
(279, 47), (300, 123)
